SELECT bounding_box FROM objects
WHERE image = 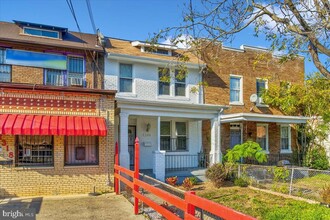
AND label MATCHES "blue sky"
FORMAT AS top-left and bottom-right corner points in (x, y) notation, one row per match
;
(0, 0), (317, 75)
